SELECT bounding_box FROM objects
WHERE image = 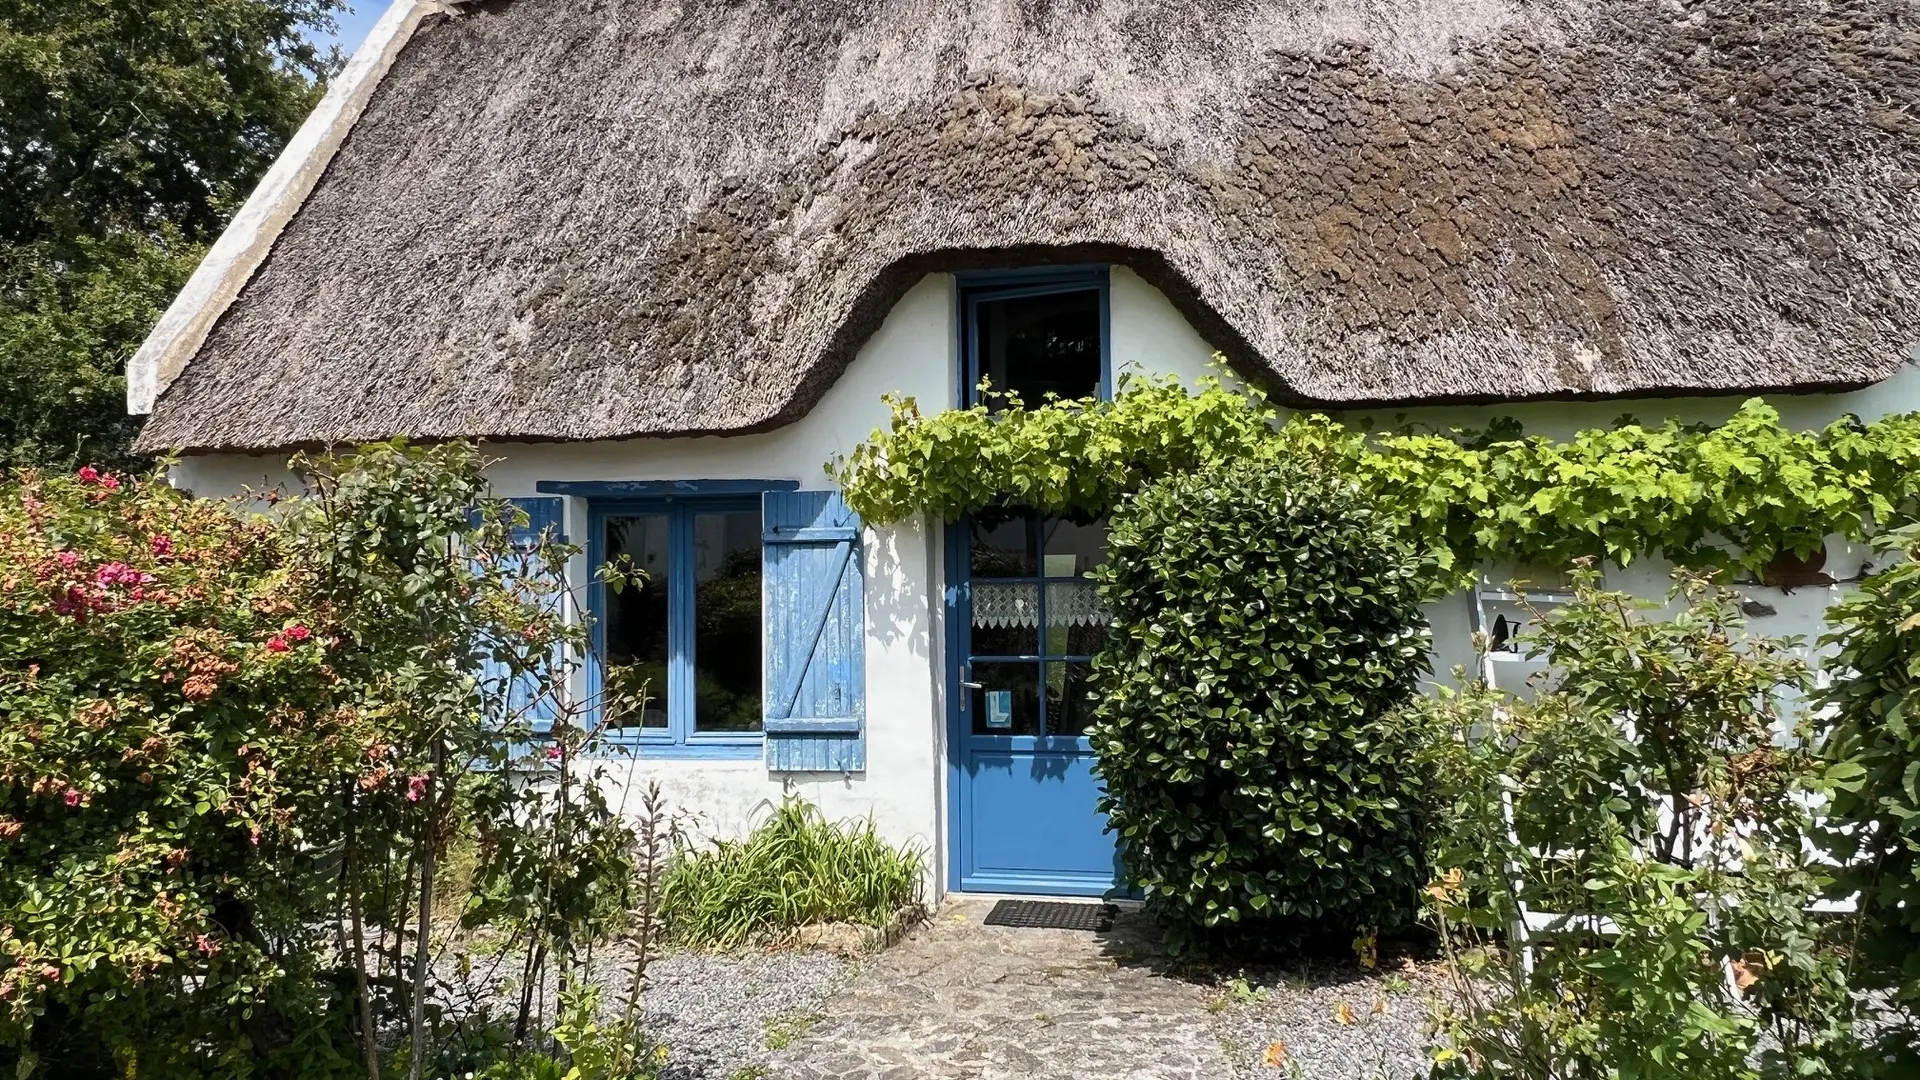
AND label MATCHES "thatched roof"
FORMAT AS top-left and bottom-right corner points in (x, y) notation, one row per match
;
(135, 0), (1920, 454)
